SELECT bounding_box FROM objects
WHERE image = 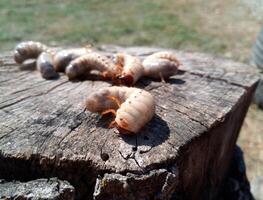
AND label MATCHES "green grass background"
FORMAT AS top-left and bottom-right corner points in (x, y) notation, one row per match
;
(0, 0), (230, 54)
